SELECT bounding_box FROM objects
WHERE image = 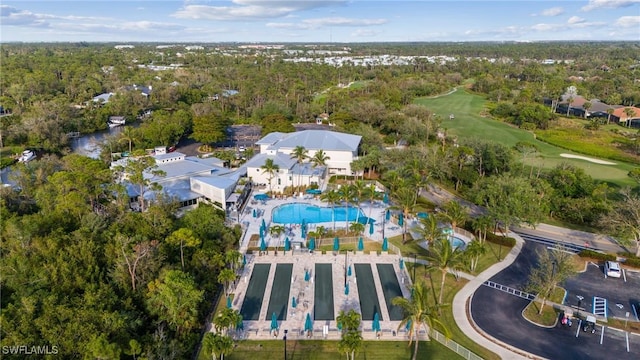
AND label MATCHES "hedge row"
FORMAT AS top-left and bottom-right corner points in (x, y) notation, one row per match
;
(624, 257), (640, 268)
(486, 232), (516, 247)
(578, 249), (616, 261)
